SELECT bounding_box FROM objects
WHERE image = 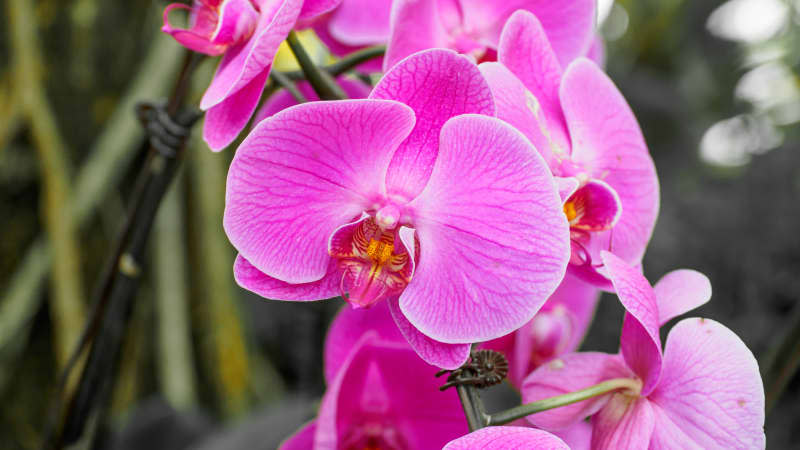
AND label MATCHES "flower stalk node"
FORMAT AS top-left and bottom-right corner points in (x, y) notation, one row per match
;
(437, 349), (509, 391)
(135, 101), (201, 158)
